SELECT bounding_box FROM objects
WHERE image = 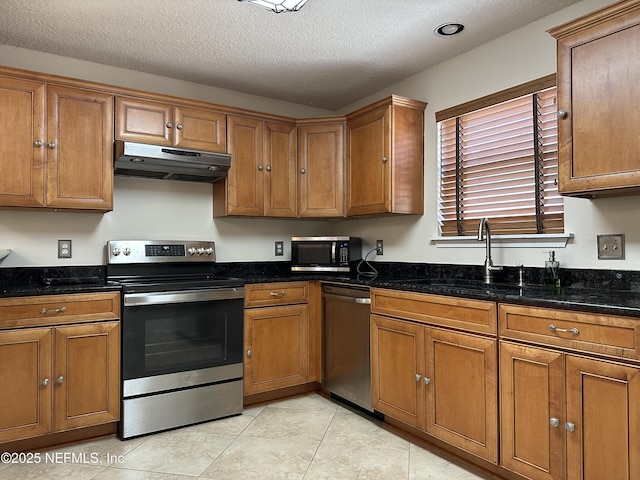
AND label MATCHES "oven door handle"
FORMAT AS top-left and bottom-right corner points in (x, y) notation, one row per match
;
(124, 288), (244, 306)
